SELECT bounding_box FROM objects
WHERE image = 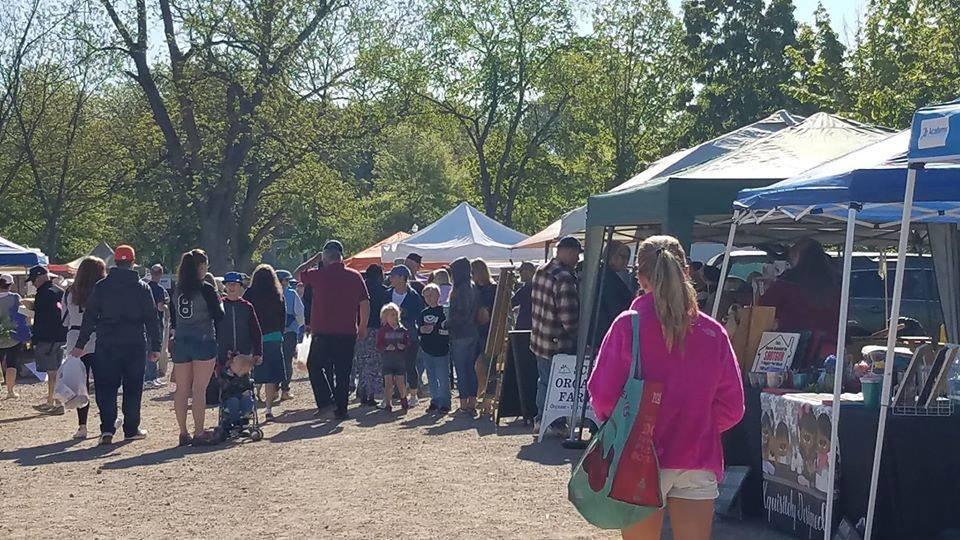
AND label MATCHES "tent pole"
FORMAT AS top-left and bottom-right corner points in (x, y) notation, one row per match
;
(864, 164), (919, 539)
(824, 204), (859, 540)
(712, 214), (739, 319)
(566, 226), (613, 446)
